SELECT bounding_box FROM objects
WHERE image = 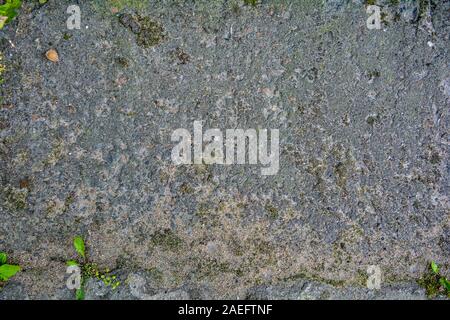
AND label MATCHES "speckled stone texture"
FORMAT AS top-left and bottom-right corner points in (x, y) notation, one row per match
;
(0, 0), (449, 299)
